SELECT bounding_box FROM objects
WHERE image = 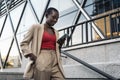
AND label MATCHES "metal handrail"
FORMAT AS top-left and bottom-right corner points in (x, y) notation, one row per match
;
(61, 50), (118, 80)
(58, 9), (120, 47)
